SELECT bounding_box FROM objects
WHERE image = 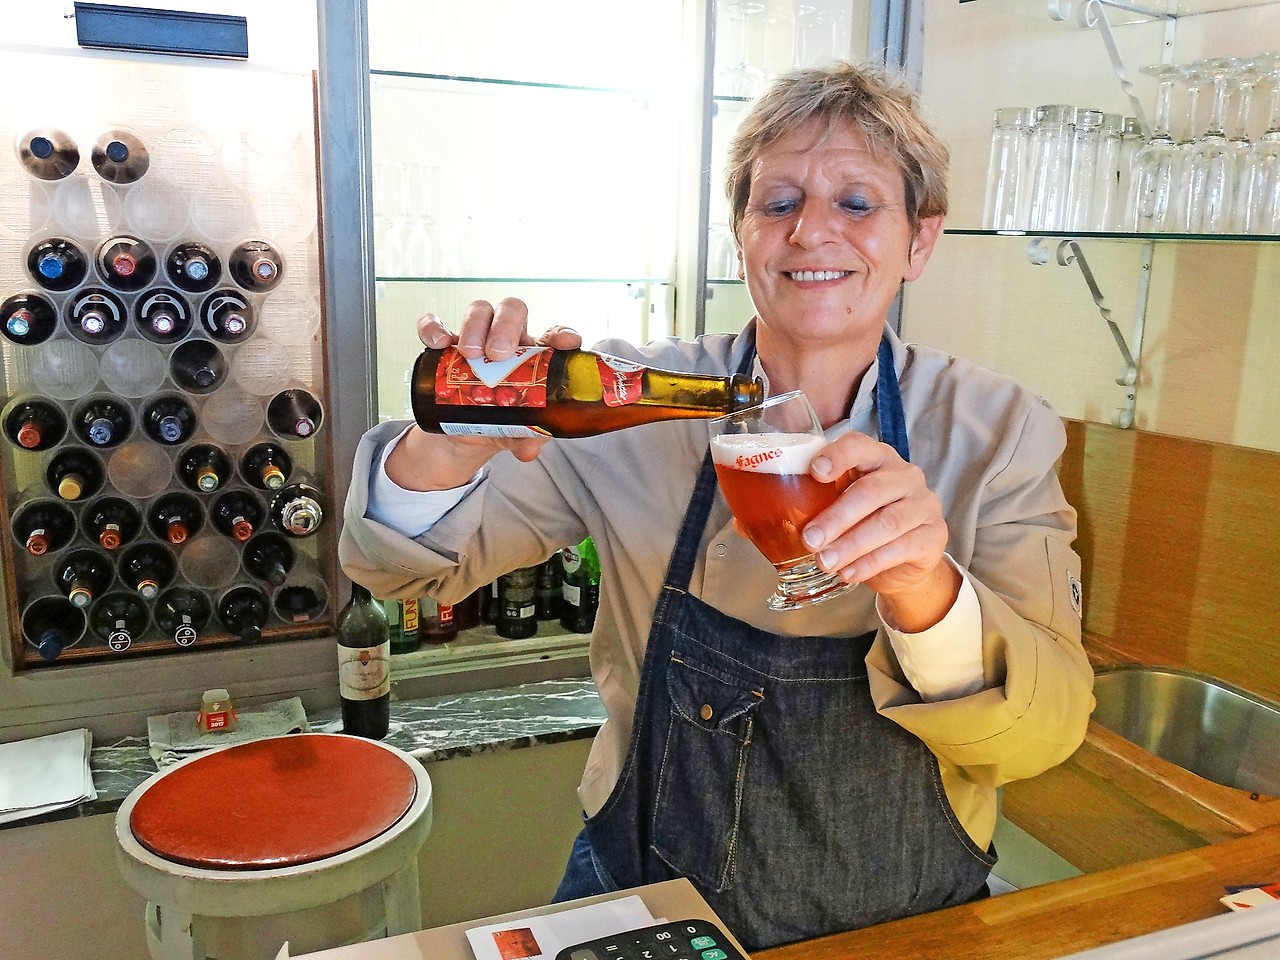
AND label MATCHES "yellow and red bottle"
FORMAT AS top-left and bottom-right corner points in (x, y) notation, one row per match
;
(242, 443), (292, 490)
(411, 345), (763, 439)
